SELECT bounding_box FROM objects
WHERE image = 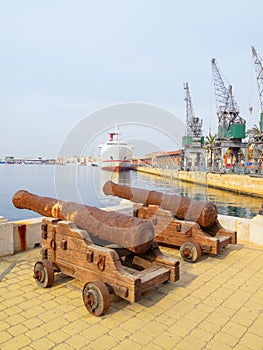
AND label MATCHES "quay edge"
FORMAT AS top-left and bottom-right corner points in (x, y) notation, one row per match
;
(136, 166), (263, 198)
